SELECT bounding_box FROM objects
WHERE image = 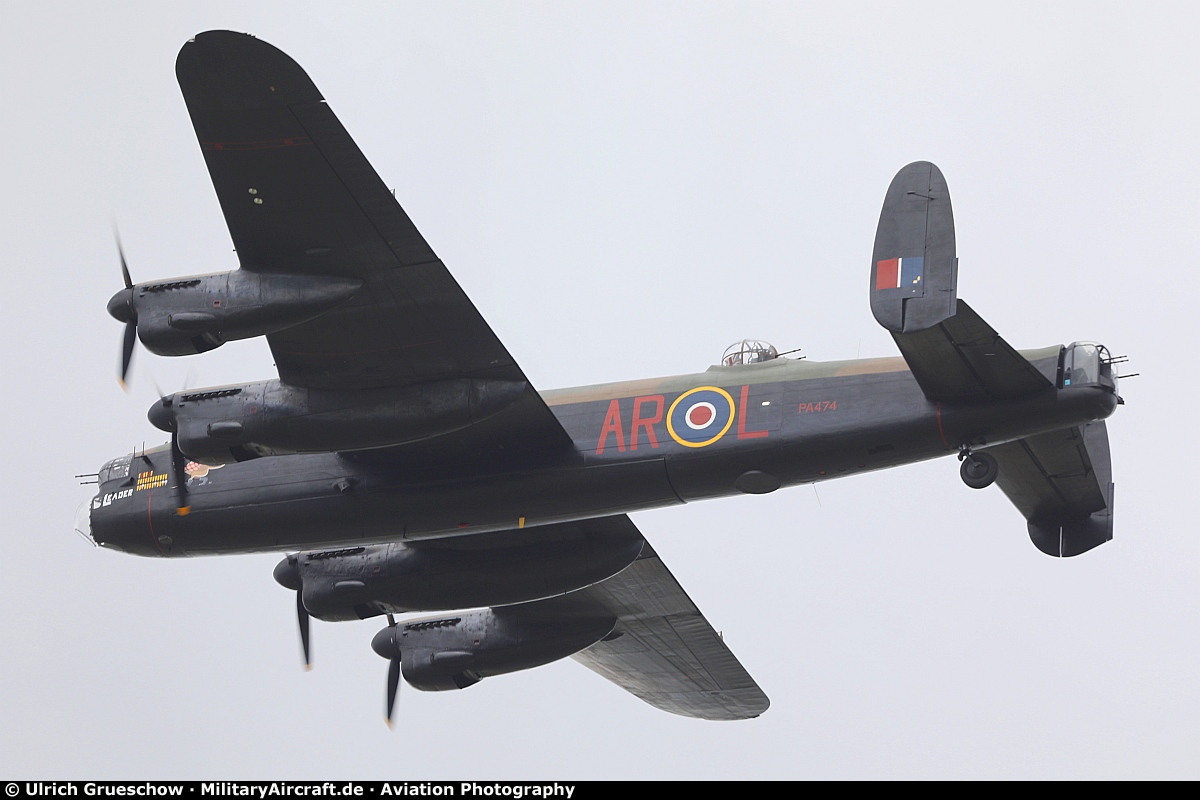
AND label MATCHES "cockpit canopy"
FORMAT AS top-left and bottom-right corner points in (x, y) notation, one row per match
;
(722, 340), (779, 366)
(98, 455), (132, 486)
